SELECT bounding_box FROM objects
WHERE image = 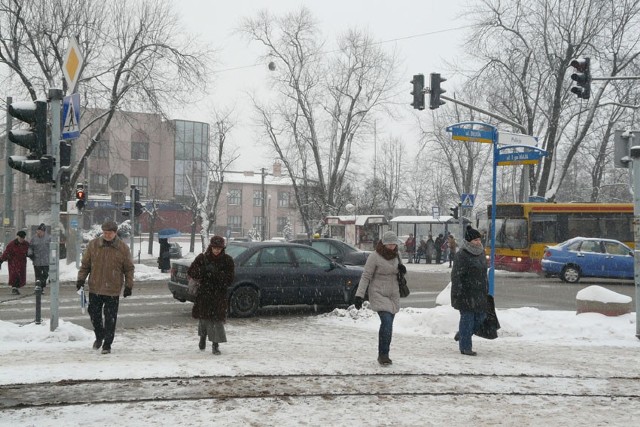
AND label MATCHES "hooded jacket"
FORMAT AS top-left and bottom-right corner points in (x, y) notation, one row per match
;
(78, 236), (134, 297)
(450, 241), (489, 312)
(355, 242), (400, 314)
